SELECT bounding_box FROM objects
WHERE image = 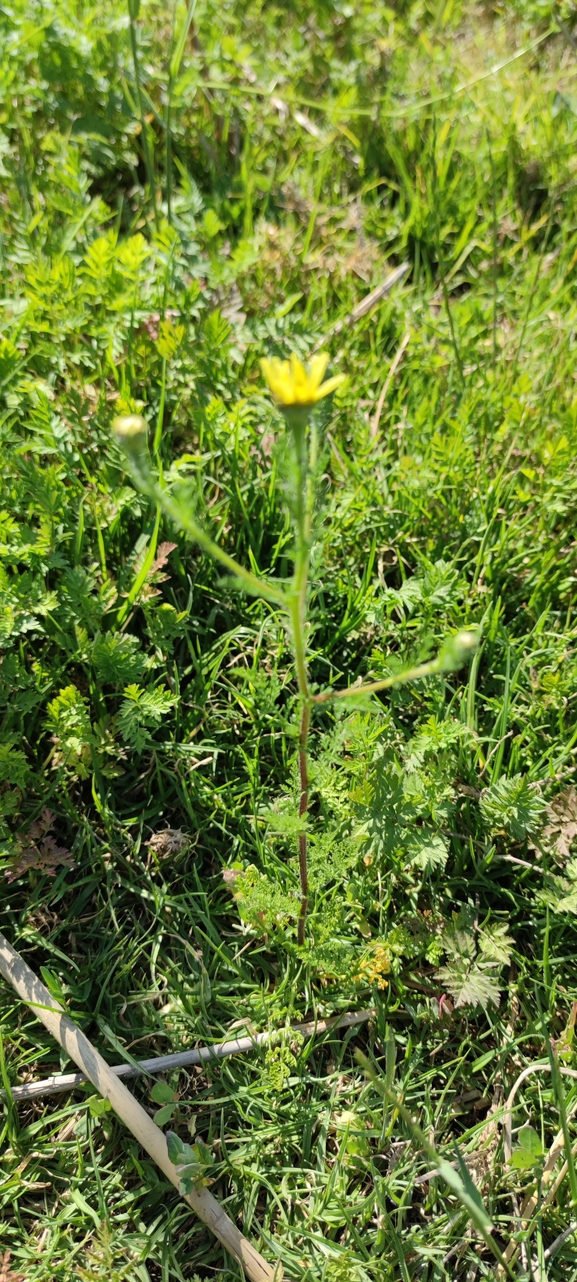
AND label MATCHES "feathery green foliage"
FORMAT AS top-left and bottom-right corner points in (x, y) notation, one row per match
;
(2, 0), (577, 1278)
